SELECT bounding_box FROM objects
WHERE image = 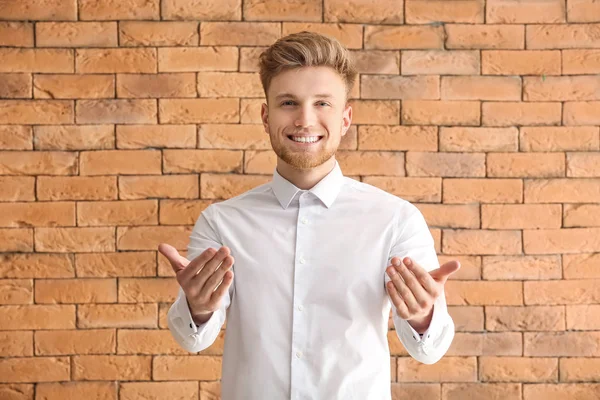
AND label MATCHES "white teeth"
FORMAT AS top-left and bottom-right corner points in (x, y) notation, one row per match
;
(291, 136), (320, 143)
